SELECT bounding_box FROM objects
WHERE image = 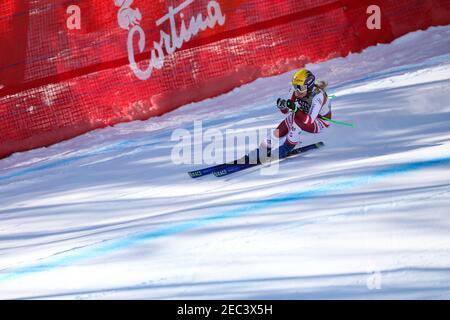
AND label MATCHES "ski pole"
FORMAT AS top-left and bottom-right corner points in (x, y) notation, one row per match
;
(320, 116), (355, 128)
(324, 94), (355, 127)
